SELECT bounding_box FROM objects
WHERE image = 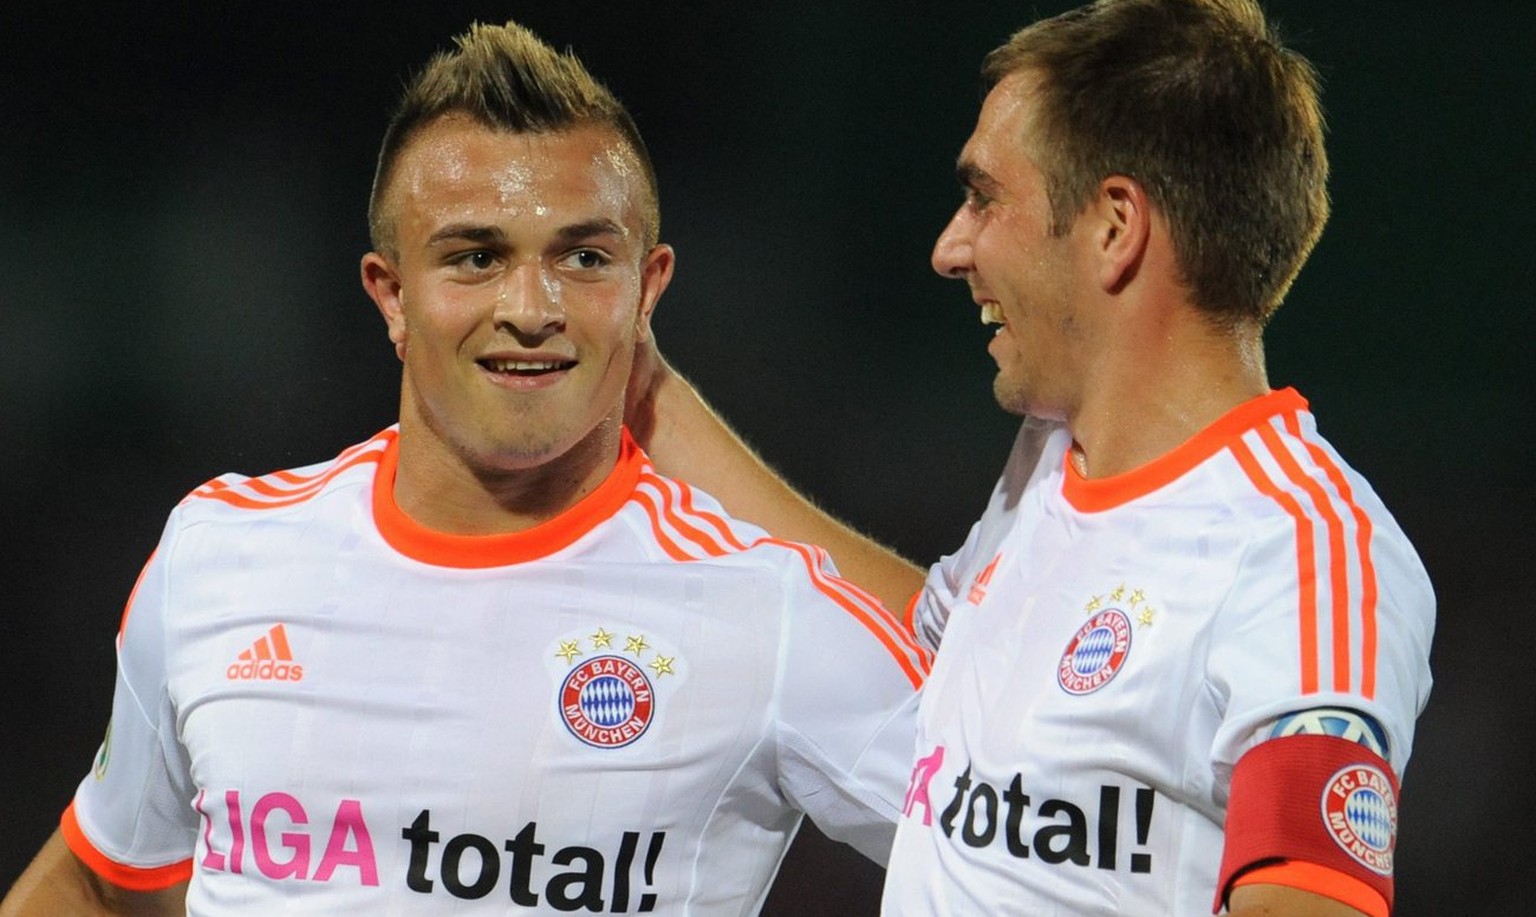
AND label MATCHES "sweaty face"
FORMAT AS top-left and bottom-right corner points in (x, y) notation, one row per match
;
(366, 115), (668, 480)
(931, 73), (1086, 420)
